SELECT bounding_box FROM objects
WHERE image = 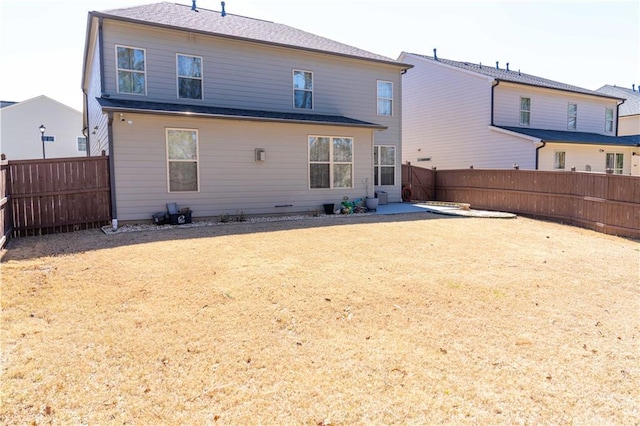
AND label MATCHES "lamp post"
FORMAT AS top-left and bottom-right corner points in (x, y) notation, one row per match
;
(39, 124), (46, 159)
